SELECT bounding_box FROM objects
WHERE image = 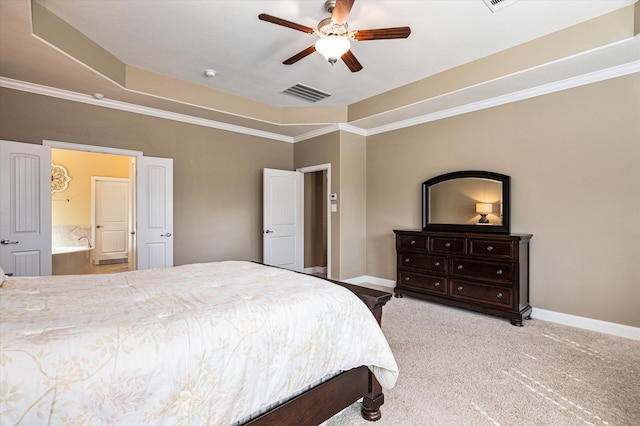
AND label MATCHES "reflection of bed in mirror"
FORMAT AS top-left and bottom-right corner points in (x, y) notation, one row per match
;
(423, 171), (510, 234)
